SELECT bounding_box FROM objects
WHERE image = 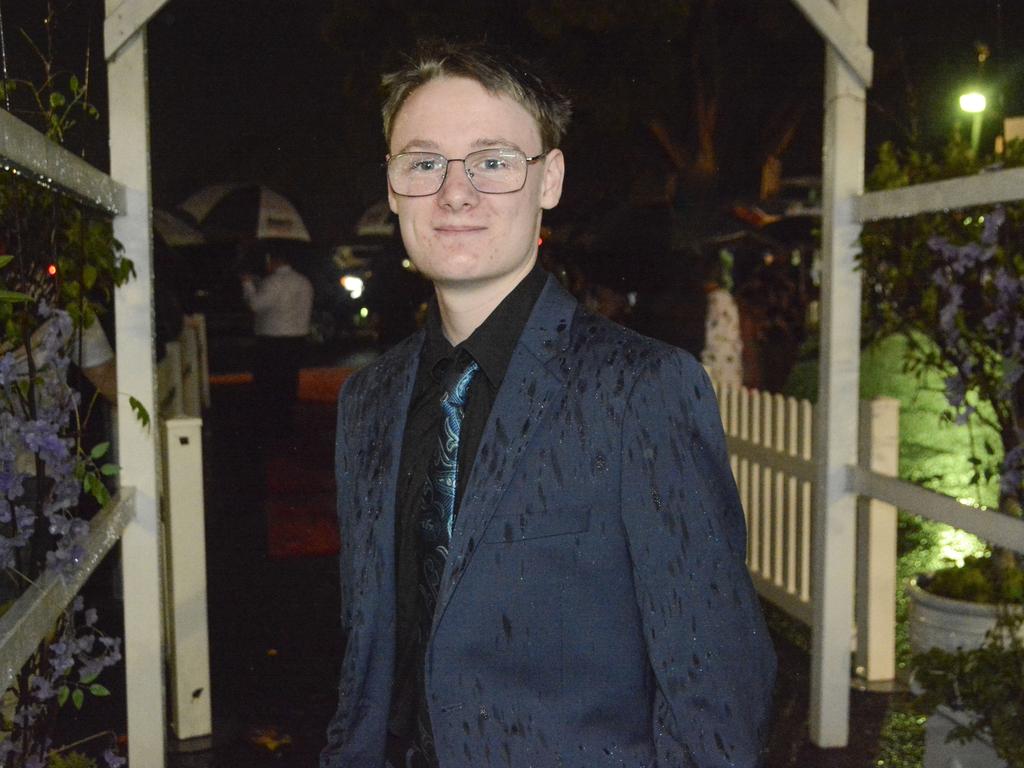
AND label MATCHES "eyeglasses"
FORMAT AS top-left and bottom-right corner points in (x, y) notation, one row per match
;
(386, 147), (548, 197)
